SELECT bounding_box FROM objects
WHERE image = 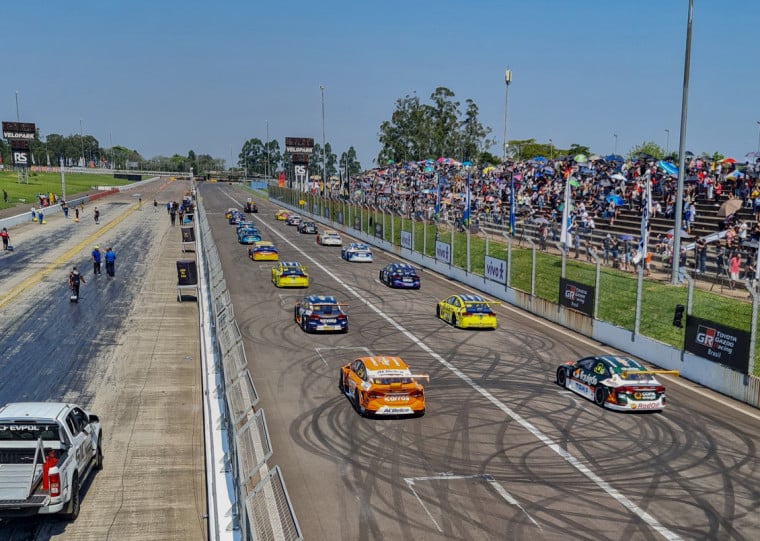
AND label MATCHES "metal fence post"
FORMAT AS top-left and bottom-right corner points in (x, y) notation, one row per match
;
(466, 228), (471, 273)
(423, 220), (427, 256)
(556, 242), (568, 278)
(591, 249), (601, 320)
(528, 238), (537, 297)
(634, 265), (645, 338)
(505, 233), (512, 289)
(747, 280), (758, 377)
